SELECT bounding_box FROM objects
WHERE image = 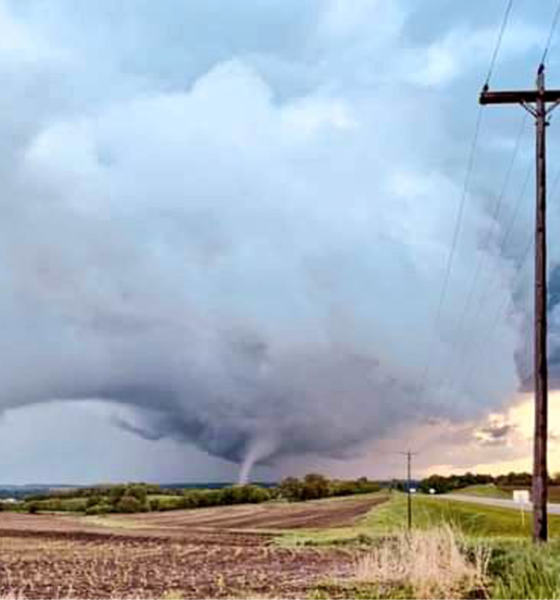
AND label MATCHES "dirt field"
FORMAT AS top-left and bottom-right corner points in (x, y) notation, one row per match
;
(0, 494), (385, 598)
(109, 494), (386, 532)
